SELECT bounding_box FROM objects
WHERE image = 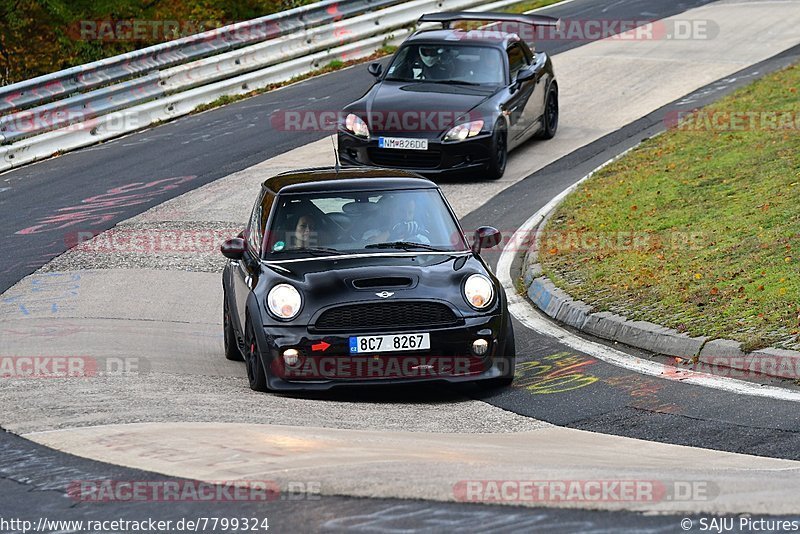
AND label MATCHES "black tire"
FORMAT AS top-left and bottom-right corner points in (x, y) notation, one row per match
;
(486, 120), (508, 180)
(537, 84), (559, 140)
(244, 321), (269, 392)
(483, 319), (516, 389)
(223, 295), (244, 361)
